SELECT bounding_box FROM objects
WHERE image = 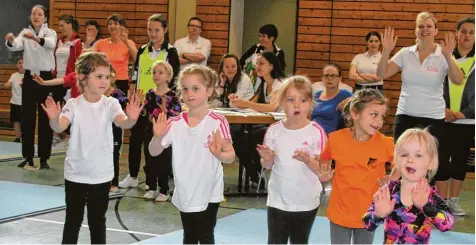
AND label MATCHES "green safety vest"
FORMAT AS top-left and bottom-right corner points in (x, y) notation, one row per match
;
(449, 56), (474, 112)
(137, 45), (167, 95)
